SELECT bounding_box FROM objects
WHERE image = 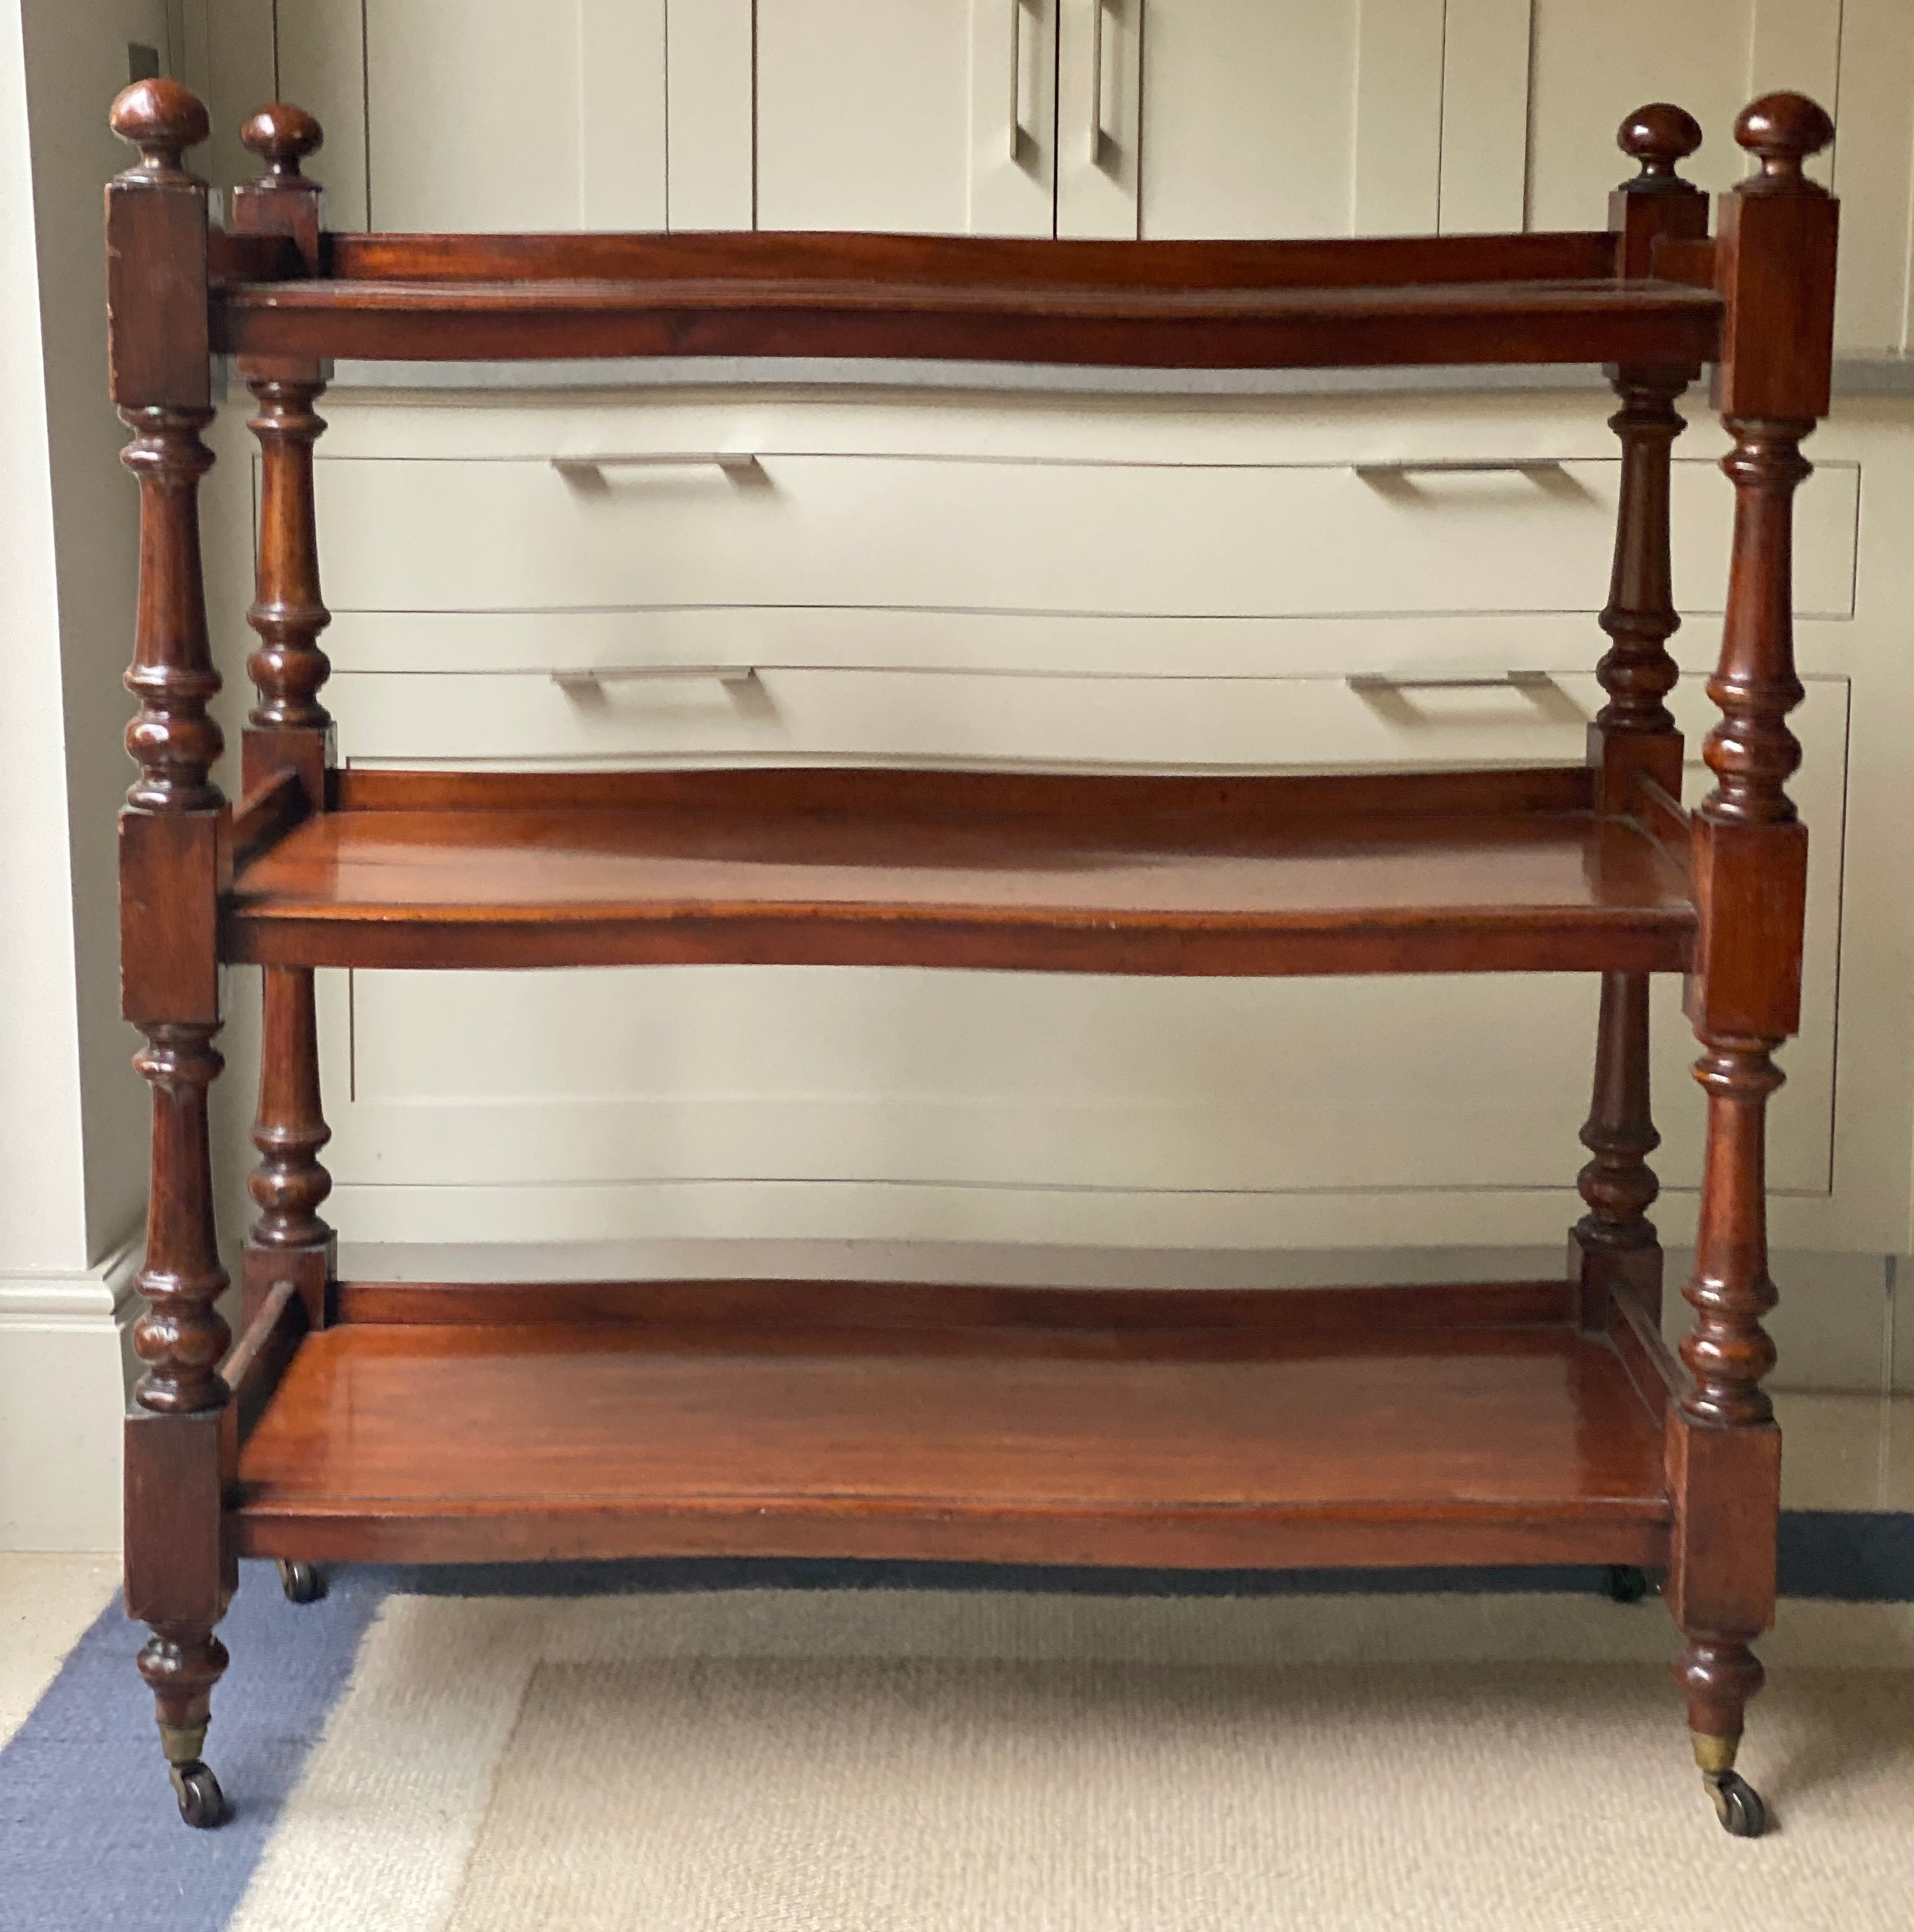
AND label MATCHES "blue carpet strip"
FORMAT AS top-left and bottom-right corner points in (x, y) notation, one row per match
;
(0, 1563), (385, 1932)
(3, 1516), (1908, 1930)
